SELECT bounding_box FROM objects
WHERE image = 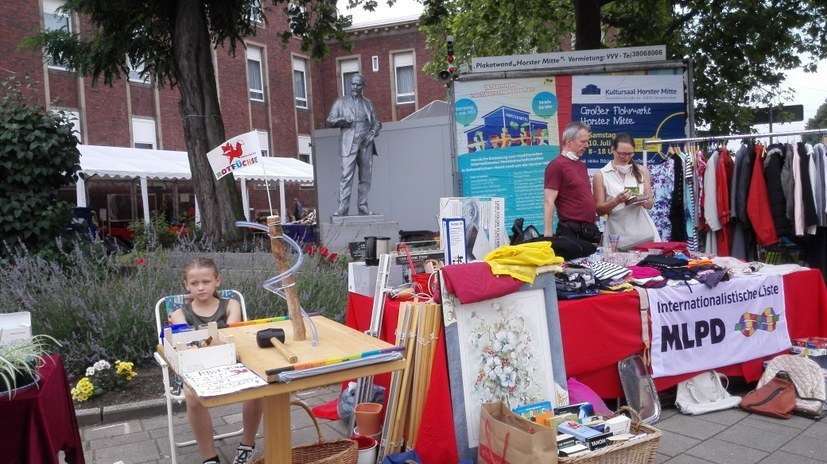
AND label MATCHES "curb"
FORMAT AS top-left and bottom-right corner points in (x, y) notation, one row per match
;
(76, 398), (186, 427)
